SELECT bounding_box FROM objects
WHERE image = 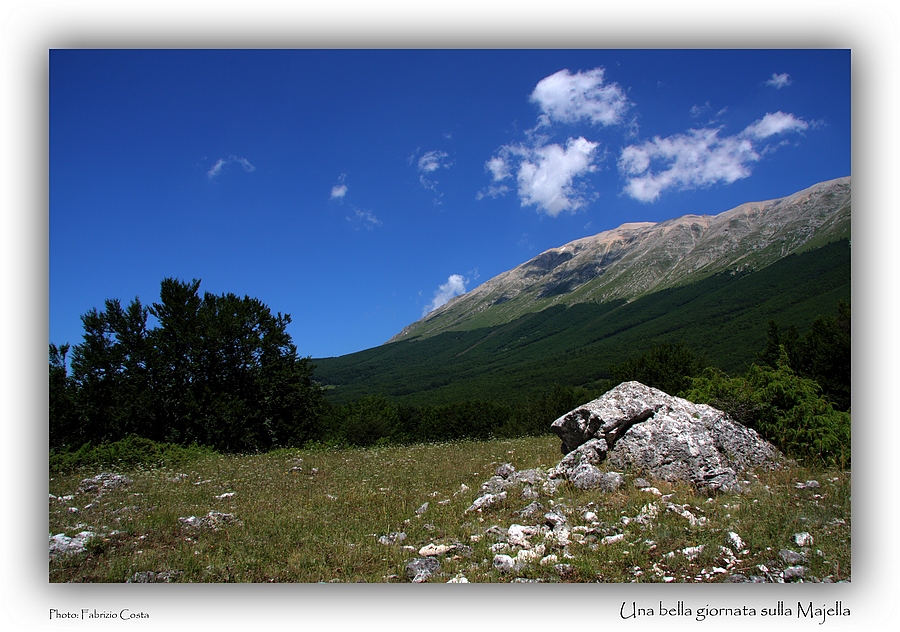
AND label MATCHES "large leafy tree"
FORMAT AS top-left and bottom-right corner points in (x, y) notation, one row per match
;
(53, 278), (325, 452)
